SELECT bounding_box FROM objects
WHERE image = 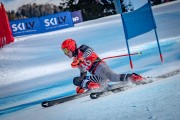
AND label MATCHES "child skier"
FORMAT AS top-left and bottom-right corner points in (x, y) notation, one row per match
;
(61, 39), (143, 94)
